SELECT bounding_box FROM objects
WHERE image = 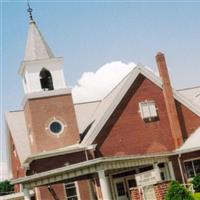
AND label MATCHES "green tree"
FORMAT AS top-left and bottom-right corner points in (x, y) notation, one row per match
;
(0, 180), (14, 196)
(165, 181), (194, 200)
(192, 176), (200, 192)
